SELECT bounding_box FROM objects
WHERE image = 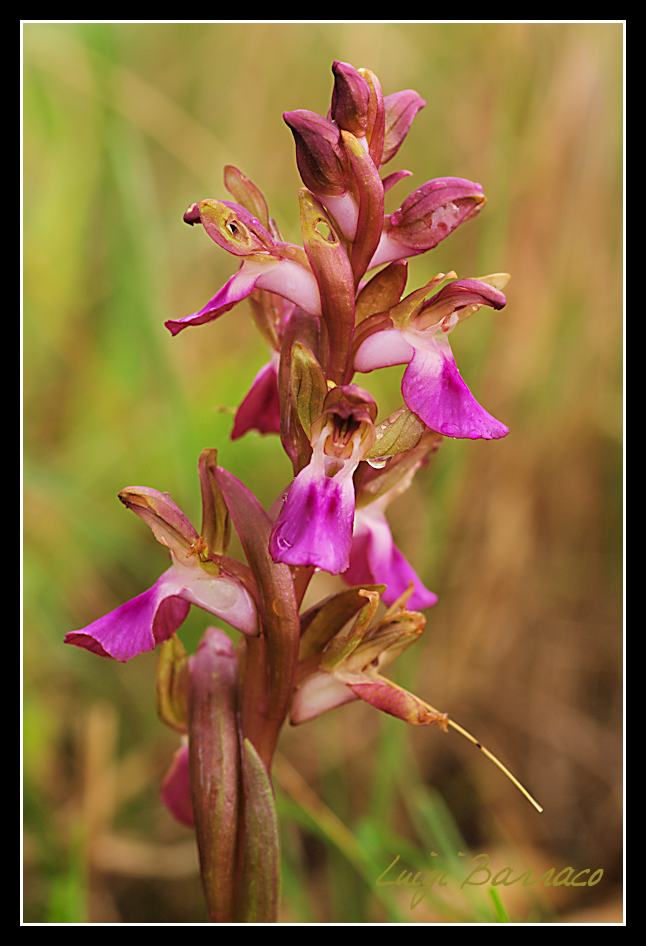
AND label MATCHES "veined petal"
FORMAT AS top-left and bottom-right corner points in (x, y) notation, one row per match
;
(64, 569), (190, 662)
(231, 355), (281, 440)
(160, 744), (194, 827)
(356, 260), (408, 324)
(345, 511), (438, 610)
(290, 670), (358, 724)
(414, 277), (507, 331)
(223, 166), (270, 229)
(359, 68), (385, 166)
(269, 462), (356, 574)
(402, 335), (508, 440)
